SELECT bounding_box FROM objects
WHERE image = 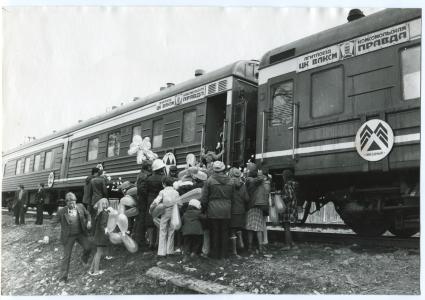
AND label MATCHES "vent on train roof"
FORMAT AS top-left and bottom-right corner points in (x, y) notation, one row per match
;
(269, 48), (296, 64)
(208, 83), (217, 95)
(218, 80), (227, 92)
